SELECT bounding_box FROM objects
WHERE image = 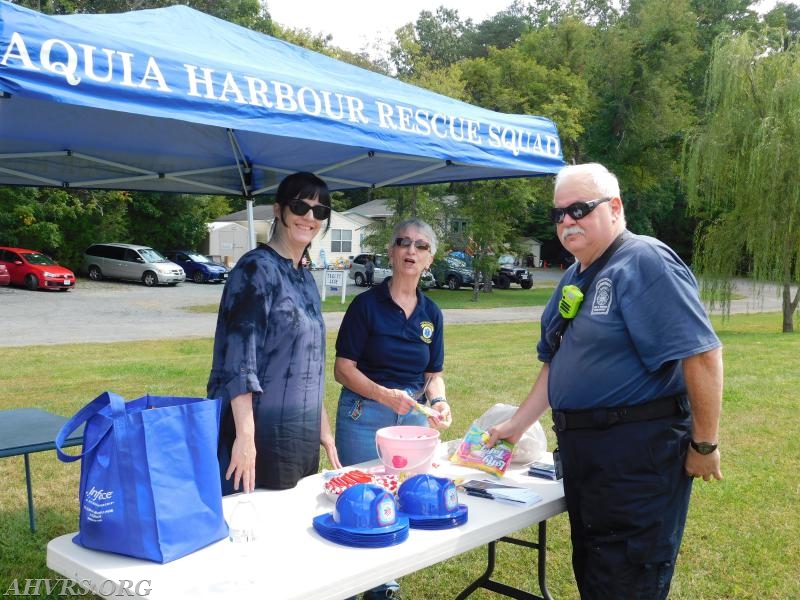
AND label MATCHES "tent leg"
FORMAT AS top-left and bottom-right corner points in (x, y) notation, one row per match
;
(246, 197), (257, 250)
